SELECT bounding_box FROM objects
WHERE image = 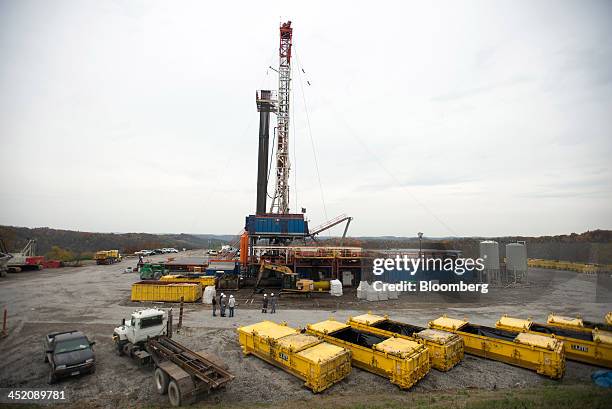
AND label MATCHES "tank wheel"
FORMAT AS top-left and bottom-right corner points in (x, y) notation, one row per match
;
(115, 340), (126, 356)
(167, 380), (181, 407)
(154, 368), (169, 395)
